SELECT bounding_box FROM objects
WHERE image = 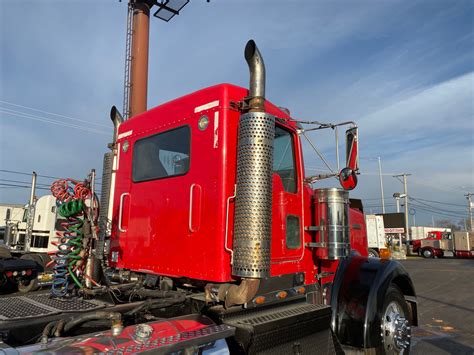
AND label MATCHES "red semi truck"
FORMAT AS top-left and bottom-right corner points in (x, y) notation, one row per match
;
(413, 231), (473, 258)
(0, 41), (416, 354)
